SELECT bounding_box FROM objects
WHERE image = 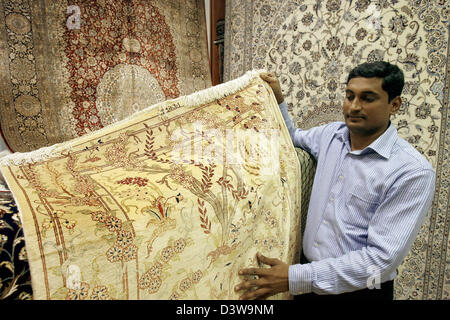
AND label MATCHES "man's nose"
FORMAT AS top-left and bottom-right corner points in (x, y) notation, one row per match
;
(350, 98), (362, 111)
